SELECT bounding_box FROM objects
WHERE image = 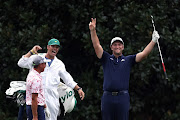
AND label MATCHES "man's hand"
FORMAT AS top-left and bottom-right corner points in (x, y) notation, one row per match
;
(89, 18), (96, 31)
(152, 30), (160, 43)
(44, 107), (50, 118)
(31, 45), (42, 54)
(77, 88), (85, 100)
